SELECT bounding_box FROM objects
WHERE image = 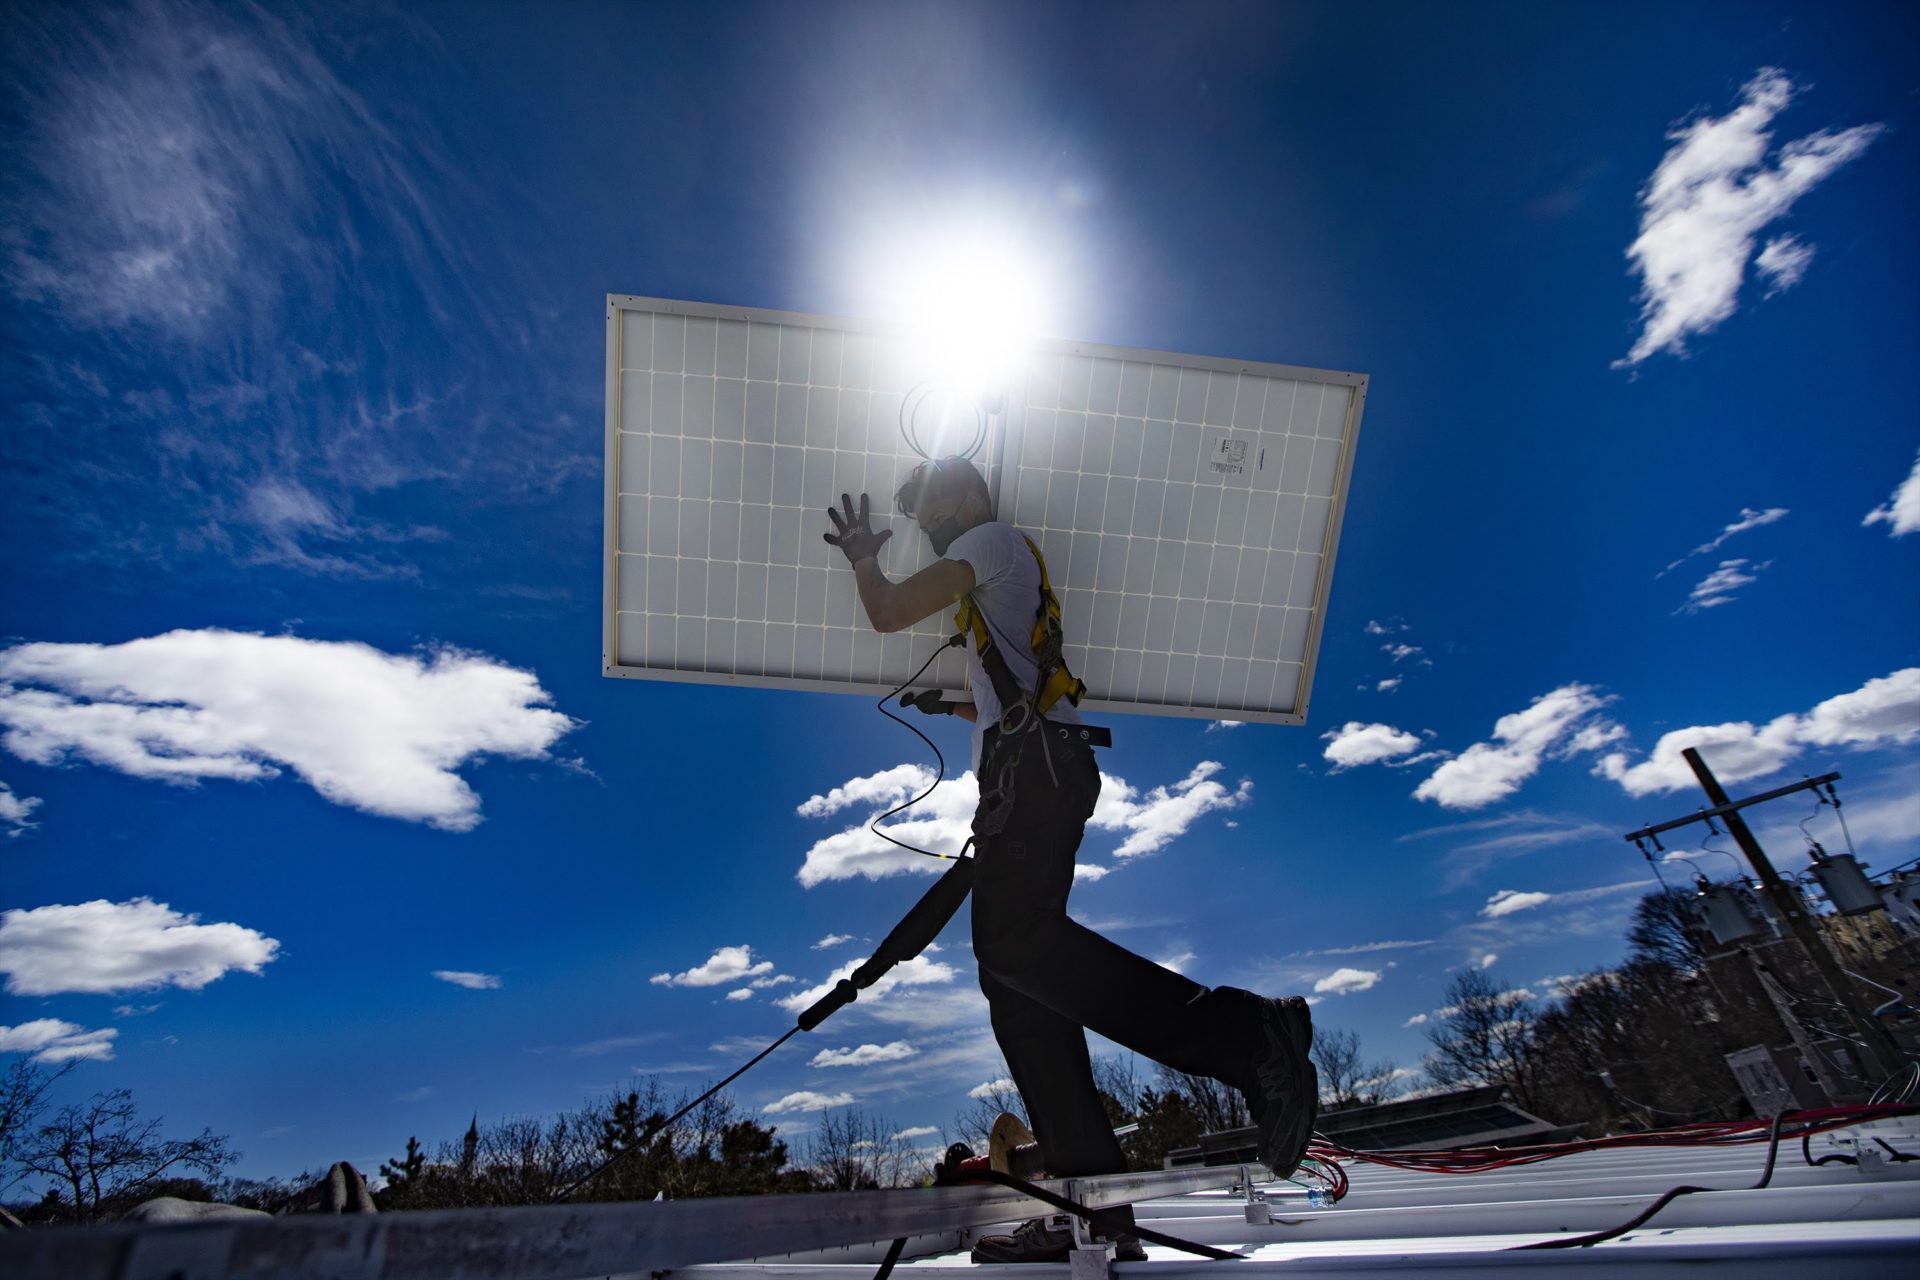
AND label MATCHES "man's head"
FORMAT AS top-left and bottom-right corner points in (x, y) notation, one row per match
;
(895, 456), (993, 556)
